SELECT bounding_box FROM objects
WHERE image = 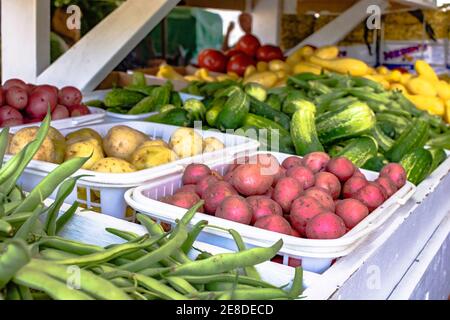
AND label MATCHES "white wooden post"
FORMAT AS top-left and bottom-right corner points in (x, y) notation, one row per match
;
(37, 0), (180, 91)
(286, 0), (388, 55)
(1, 0), (50, 83)
(252, 0), (282, 45)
